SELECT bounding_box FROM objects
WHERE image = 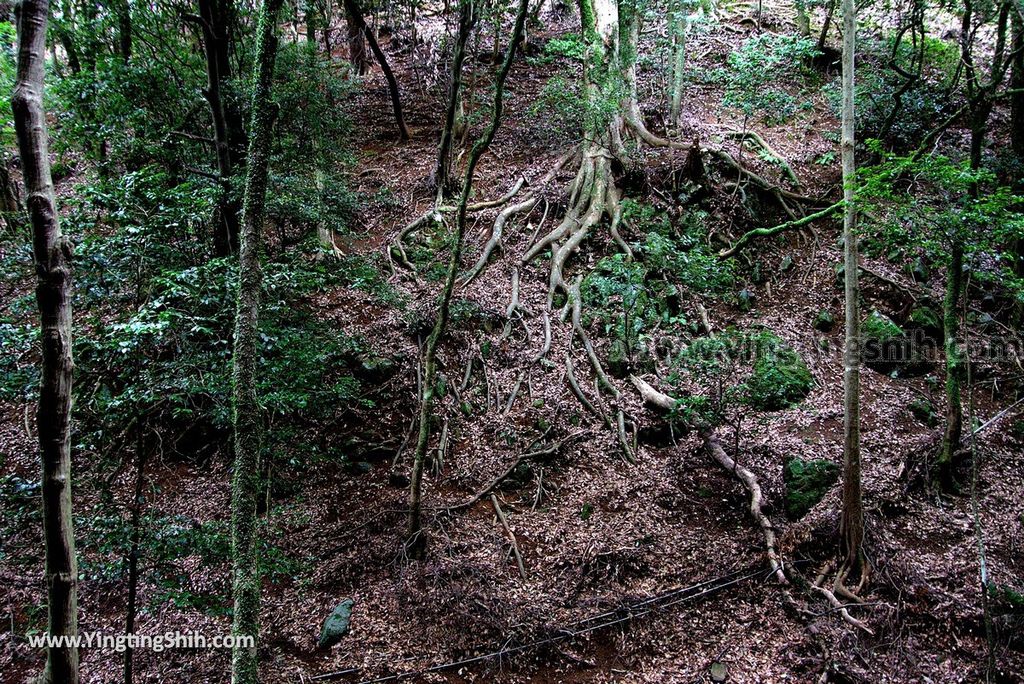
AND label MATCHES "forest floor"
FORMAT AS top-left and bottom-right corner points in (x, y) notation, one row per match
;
(2, 2), (1024, 683)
